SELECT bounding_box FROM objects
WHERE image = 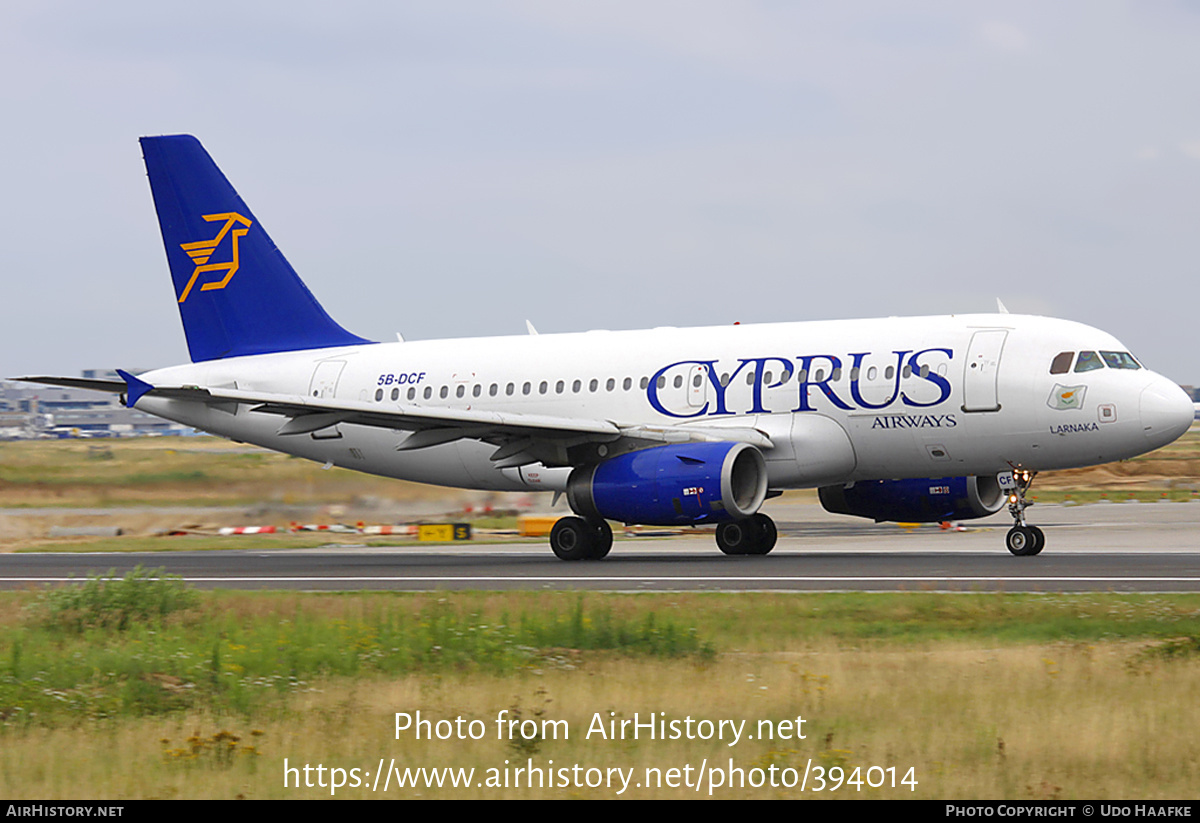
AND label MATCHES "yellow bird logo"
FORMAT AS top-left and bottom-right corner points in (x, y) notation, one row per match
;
(177, 212), (253, 303)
